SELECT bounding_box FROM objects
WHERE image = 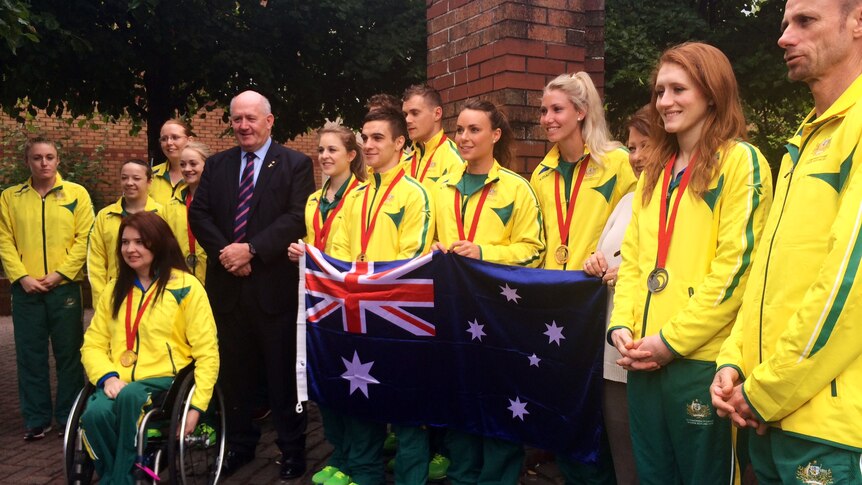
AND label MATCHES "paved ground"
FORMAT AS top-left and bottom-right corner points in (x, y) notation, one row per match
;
(0, 312), (564, 484)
